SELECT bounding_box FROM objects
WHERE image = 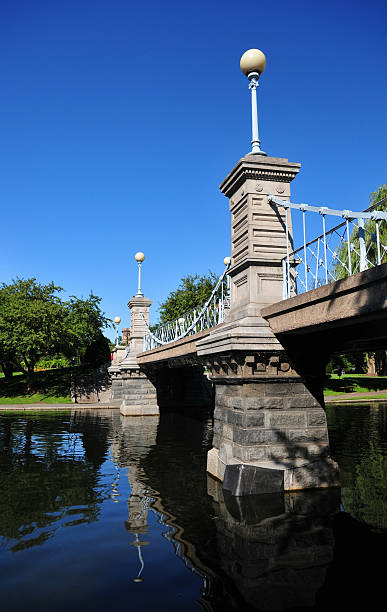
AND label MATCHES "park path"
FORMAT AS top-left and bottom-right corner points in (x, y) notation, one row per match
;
(325, 390), (387, 403)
